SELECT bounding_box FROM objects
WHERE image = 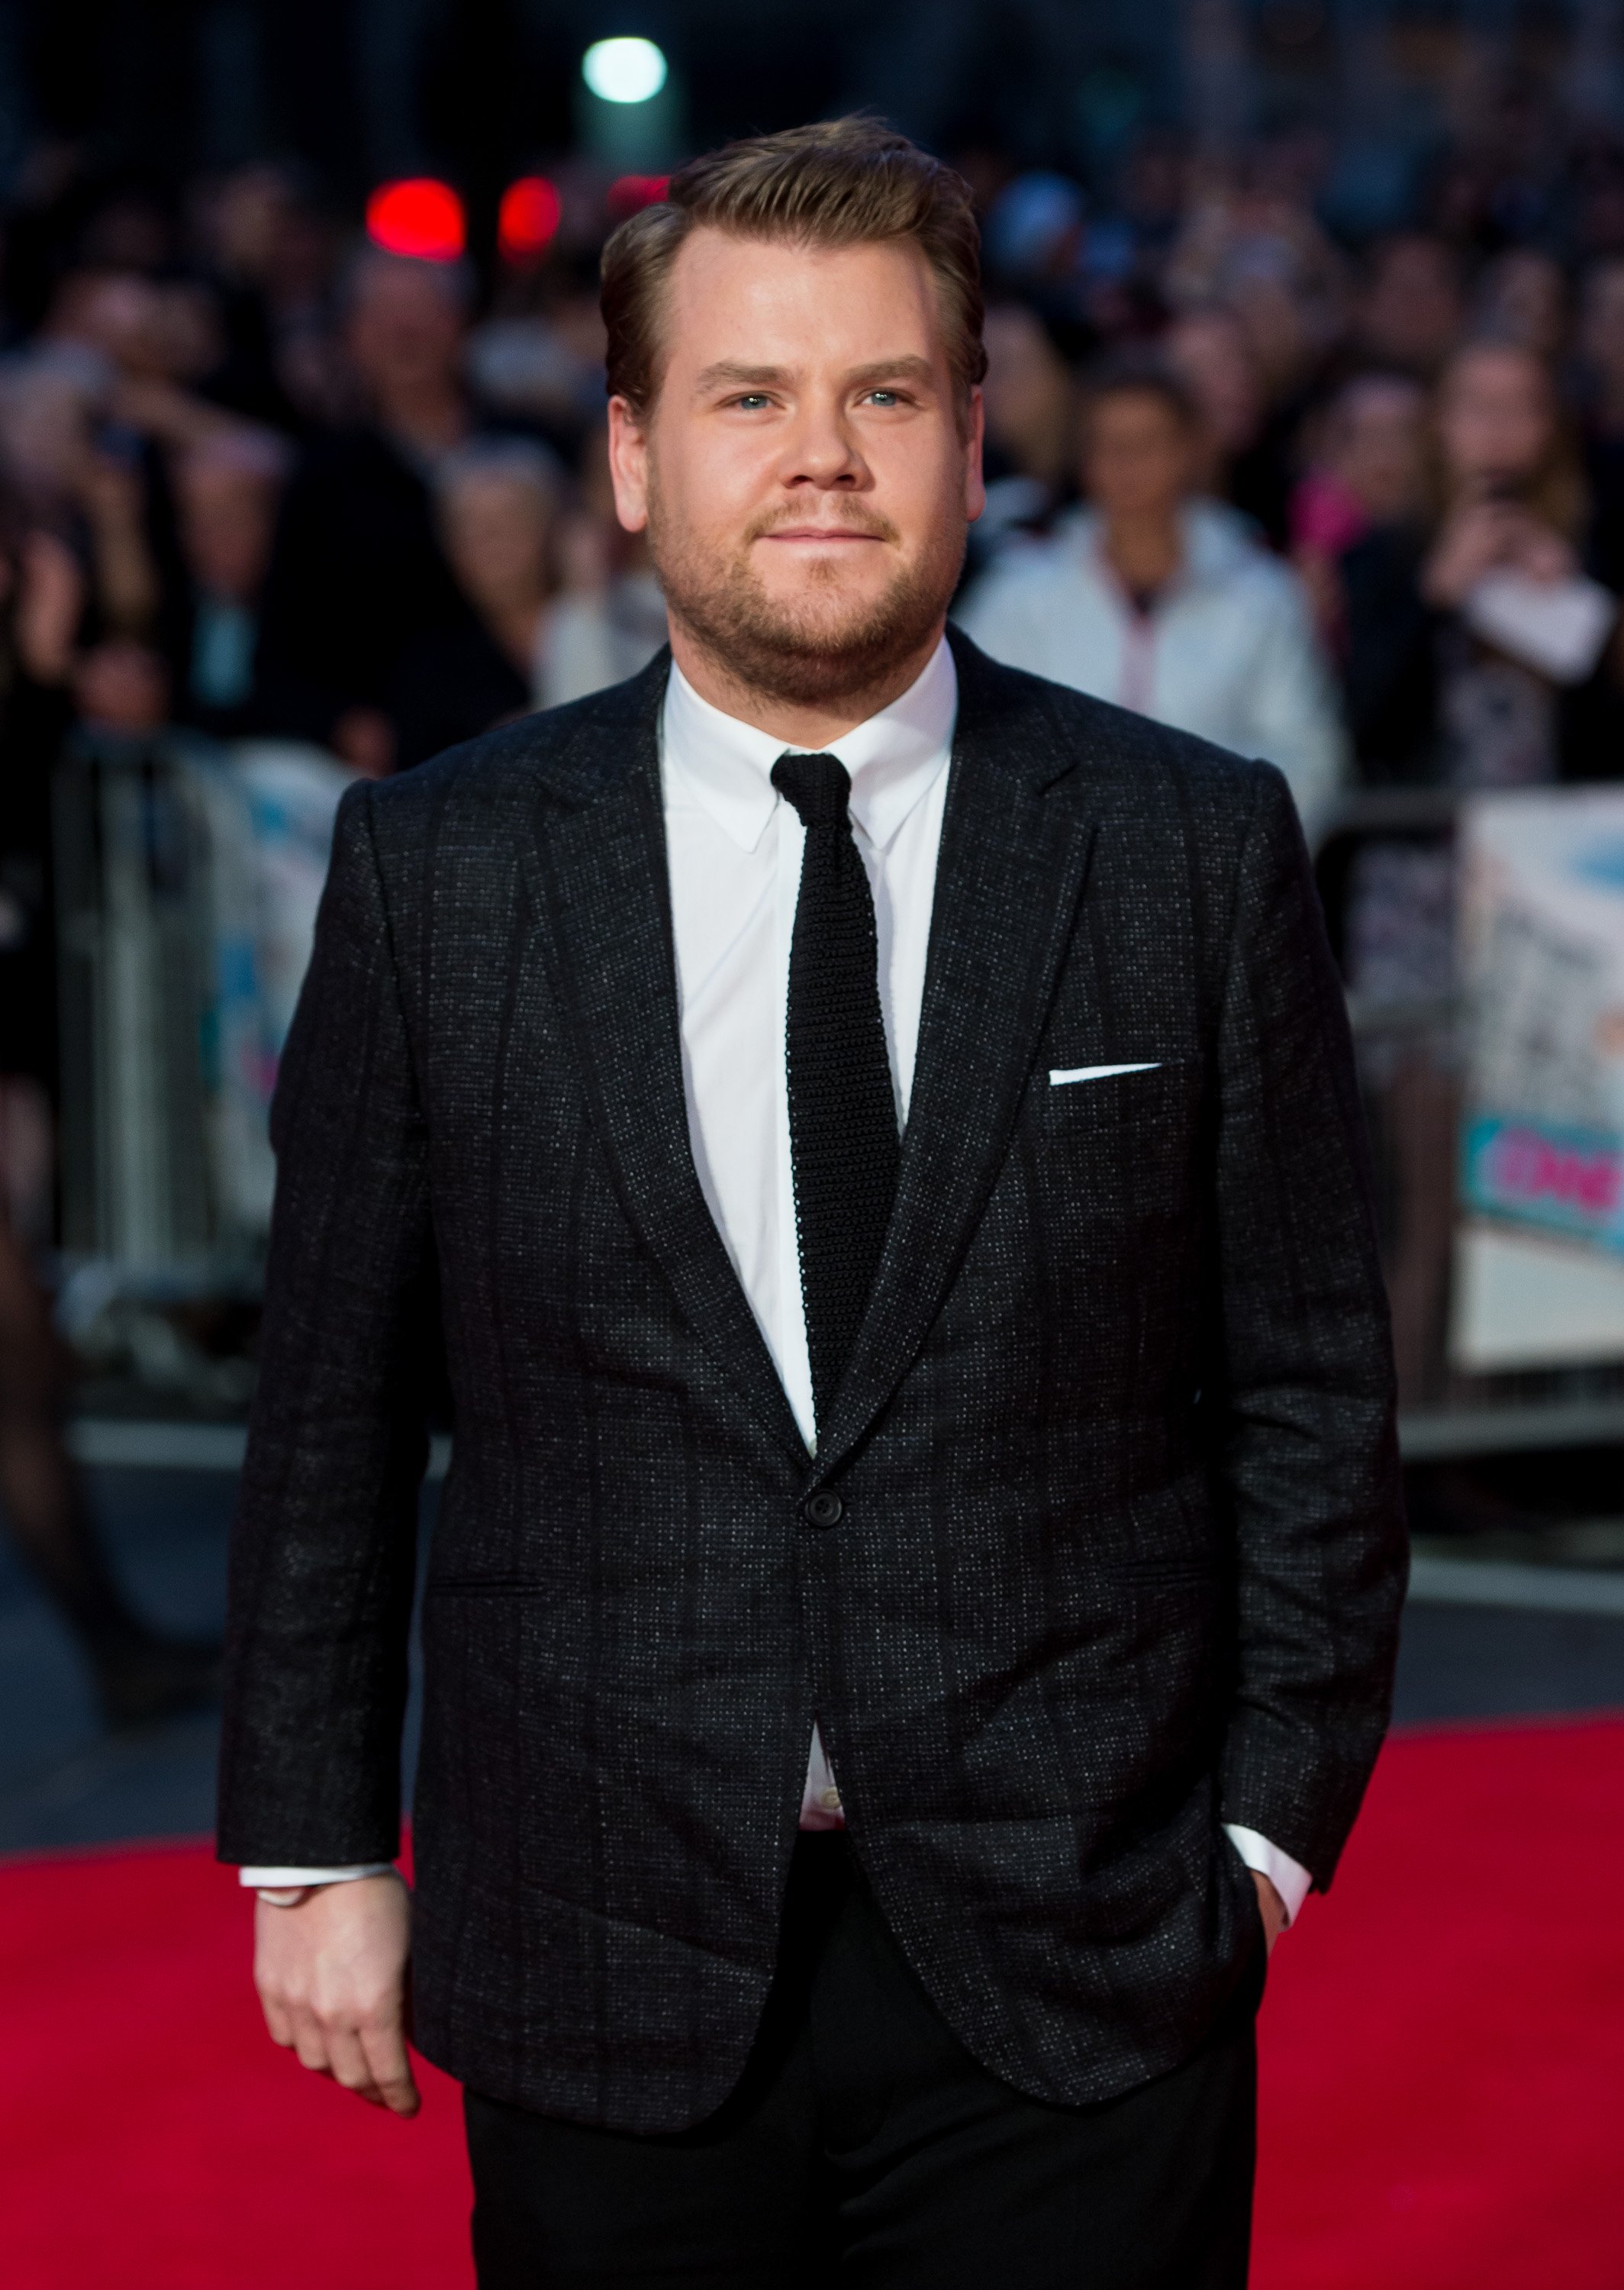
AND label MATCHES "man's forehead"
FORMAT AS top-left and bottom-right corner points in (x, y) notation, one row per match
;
(663, 230), (945, 365)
